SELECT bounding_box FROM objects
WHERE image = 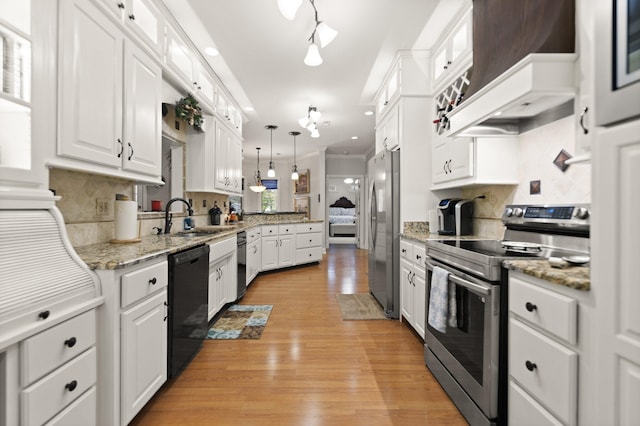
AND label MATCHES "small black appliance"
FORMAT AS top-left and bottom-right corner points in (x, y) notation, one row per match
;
(437, 198), (473, 235)
(209, 204), (222, 225)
